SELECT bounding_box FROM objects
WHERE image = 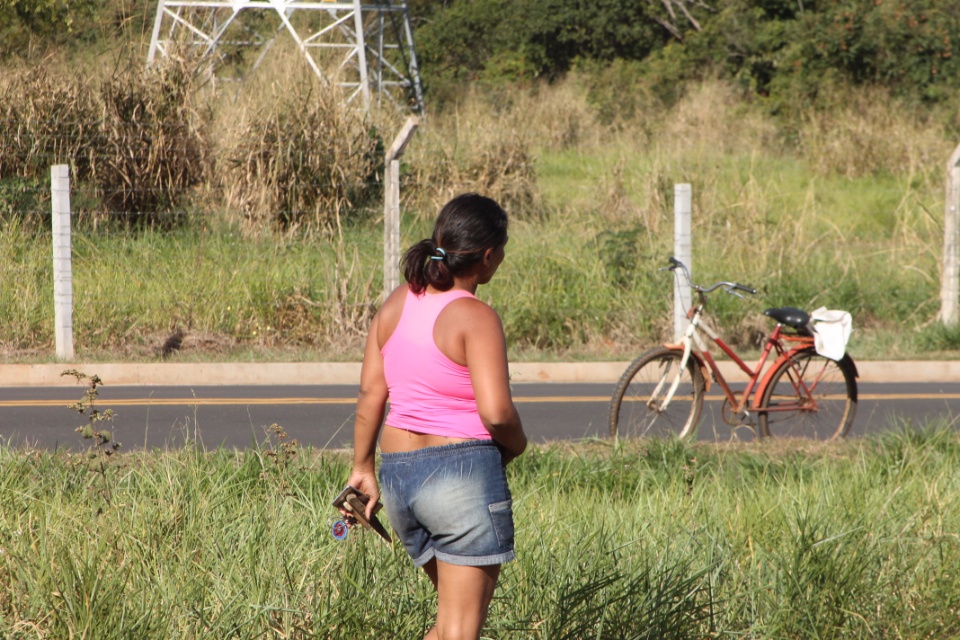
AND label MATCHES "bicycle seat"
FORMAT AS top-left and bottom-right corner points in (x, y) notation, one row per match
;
(764, 307), (814, 335)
